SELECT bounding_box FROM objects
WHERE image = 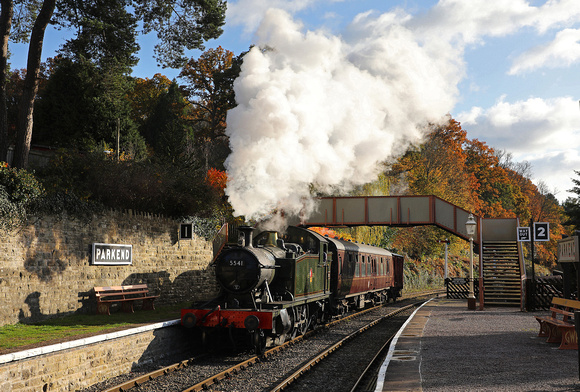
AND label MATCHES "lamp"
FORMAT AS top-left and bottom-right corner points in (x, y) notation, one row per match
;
(466, 213), (477, 310)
